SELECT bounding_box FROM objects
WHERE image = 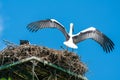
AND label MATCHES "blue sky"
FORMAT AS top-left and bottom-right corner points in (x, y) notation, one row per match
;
(0, 0), (120, 80)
